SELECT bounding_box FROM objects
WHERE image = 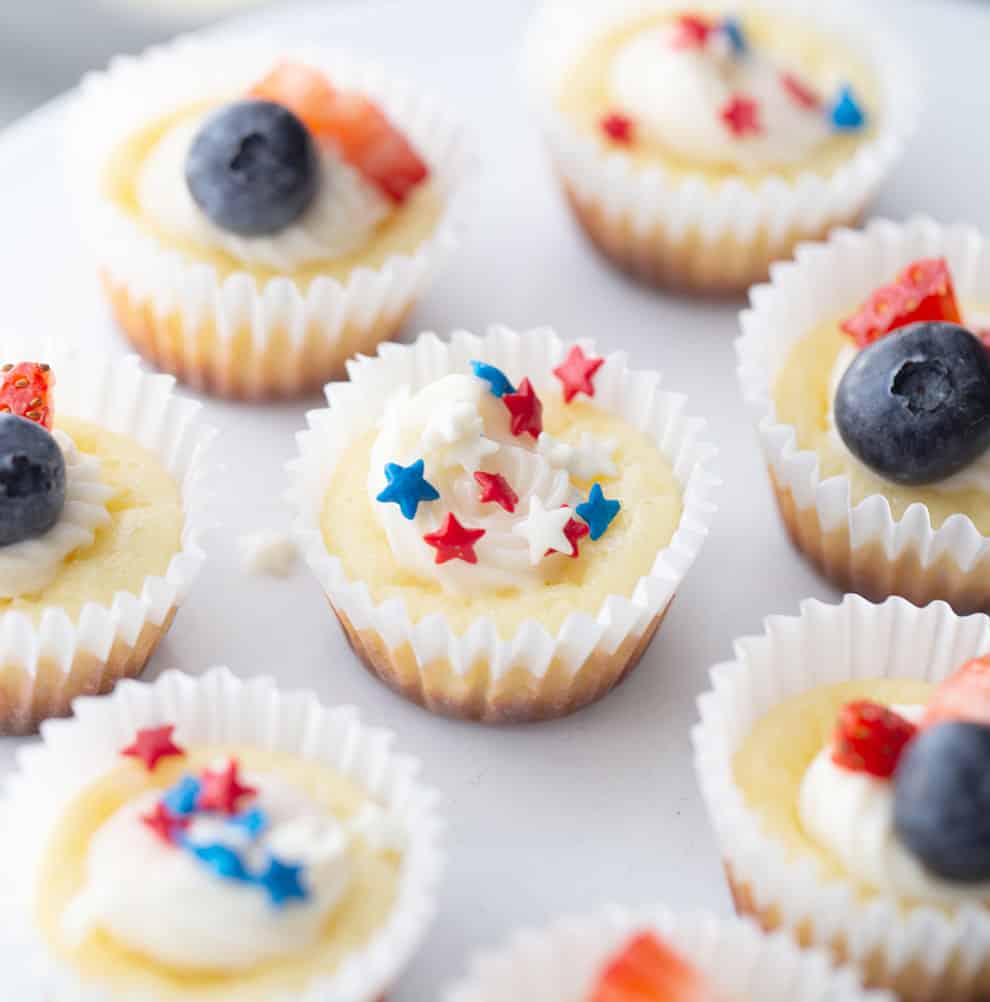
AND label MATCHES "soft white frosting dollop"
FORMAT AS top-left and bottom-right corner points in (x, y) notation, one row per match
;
(0, 431), (113, 600)
(369, 374), (587, 595)
(137, 110), (391, 270)
(61, 769), (399, 972)
(827, 343), (990, 494)
(609, 24), (831, 168)
(799, 705), (990, 905)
